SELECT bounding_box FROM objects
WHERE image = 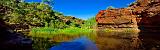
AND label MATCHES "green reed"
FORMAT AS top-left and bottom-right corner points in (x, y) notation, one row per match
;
(30, 27), (97, 40)
(30, 27), (97, 50)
